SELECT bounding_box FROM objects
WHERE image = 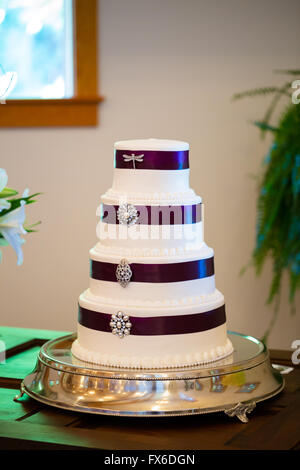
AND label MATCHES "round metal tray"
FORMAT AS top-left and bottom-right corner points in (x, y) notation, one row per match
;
(16, 331), (284, 422)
